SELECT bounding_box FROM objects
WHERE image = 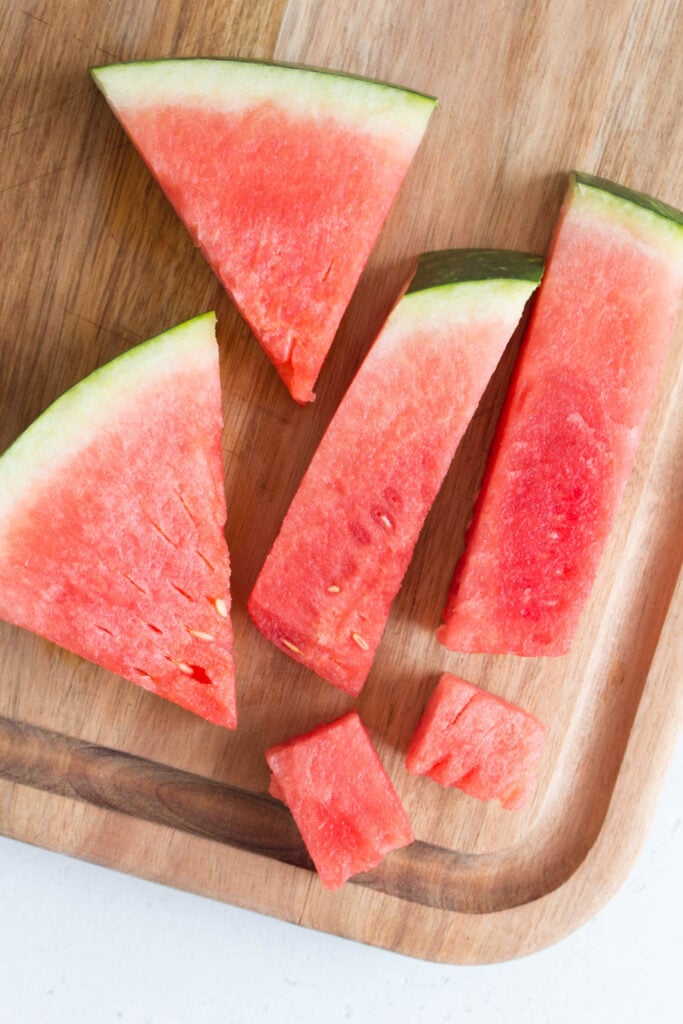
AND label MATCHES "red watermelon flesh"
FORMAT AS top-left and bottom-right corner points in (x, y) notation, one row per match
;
(406, 674), (546, 809)
(267, 711), (414, 890)
(0, 313), (236, 728)
(248, 250), (543, 695)
(90, 59), (436, 404)
(438, 173), (683, 656)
